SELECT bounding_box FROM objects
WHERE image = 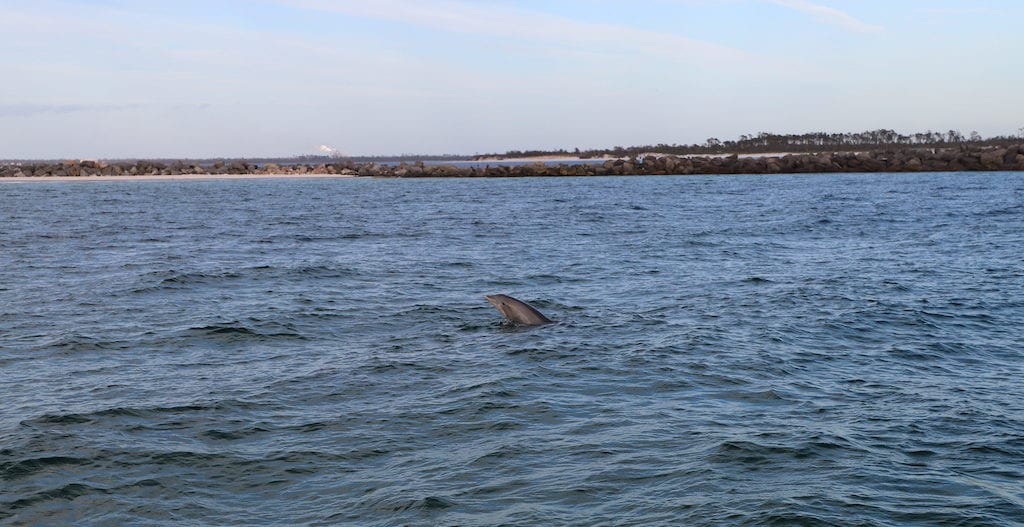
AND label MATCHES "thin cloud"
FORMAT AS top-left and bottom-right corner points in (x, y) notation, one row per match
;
(272, 0), (768, 67)
(916, 7), (995, 16)
(769, 0), (882, 33)
(0, 103), (141, 118)
(0, 103), (211, 118)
